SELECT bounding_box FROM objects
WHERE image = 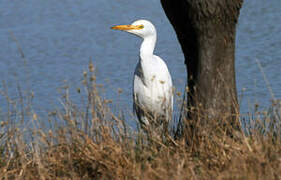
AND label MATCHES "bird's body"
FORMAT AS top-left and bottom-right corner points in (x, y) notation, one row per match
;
(111, 20), (173, 129)
(133, 55), (173, 127)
